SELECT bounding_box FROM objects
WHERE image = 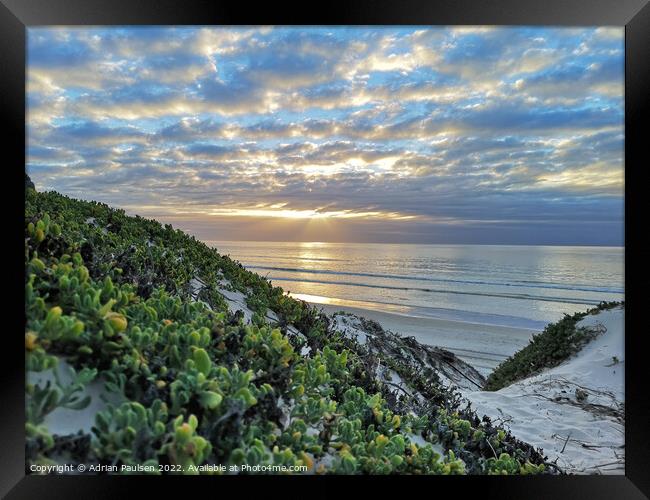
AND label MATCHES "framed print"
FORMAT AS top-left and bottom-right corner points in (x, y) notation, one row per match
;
(2, 0), (649, 498)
